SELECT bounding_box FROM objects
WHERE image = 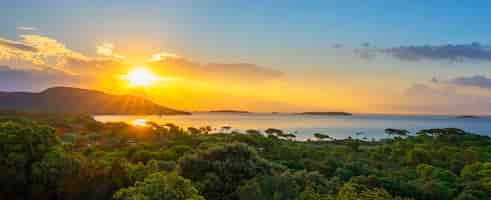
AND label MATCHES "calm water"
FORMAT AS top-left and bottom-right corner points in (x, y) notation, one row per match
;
(94, 113), (491, 140)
